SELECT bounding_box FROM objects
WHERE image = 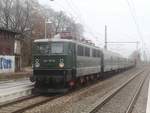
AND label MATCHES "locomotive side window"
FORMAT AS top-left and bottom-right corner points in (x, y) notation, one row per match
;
(85, 47), (90, 57)
(77, 45), (84, 56)
(92, 49), (96, 57)
(51, 43), (64, 54)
